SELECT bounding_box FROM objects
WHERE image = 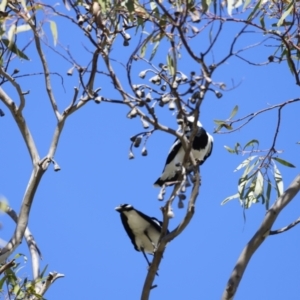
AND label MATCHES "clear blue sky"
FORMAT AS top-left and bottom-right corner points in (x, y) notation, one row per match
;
(0, 2), (300, 299)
